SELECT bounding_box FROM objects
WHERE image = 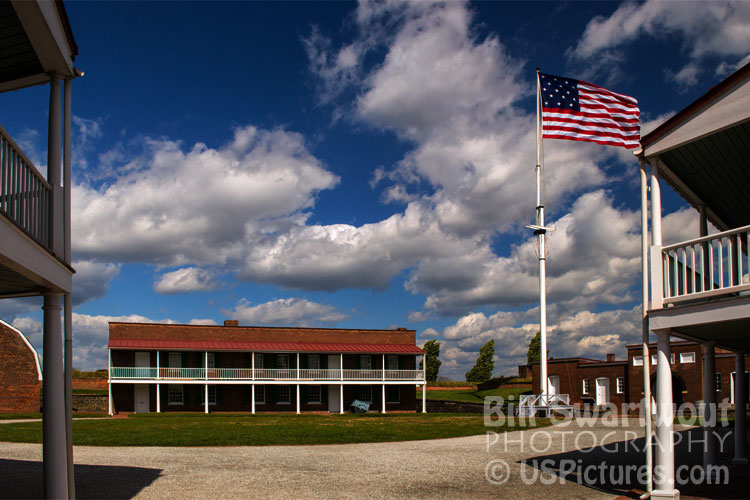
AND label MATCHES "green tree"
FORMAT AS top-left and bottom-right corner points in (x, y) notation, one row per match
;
(465, 339), (494, 383)
(418, 340), (442, 382)
(527, 332), (550, 363)
(527, 331), (541, 364)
